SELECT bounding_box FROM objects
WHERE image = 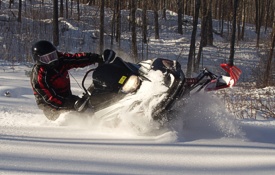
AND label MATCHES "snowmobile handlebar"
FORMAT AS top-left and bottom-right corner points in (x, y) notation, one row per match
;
(81, 68), (96, 95)
(185, 63), (242, 93)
